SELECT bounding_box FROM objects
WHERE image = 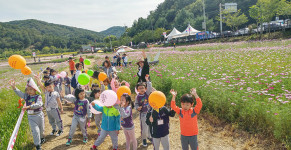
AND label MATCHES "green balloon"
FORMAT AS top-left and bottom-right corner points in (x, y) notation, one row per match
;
(78, 73), (90, 85)
(87, 70), (94, 76)
(84, 59), (91, 65)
